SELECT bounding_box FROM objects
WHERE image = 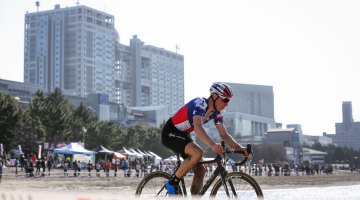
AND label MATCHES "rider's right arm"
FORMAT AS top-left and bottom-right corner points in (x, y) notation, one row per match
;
(193, 115), (223, 155)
